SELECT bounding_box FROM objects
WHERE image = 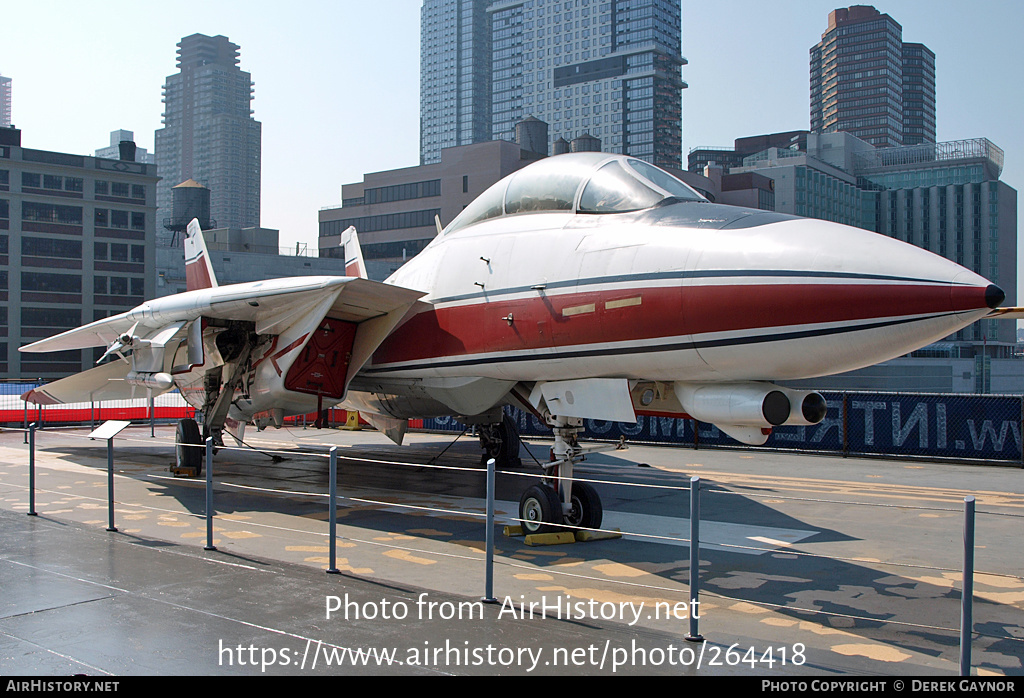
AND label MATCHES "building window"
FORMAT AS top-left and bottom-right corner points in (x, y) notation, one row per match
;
(21, 308), (81, 328)
(22, 237), (82, 258)
(21, 272), (82, 293)
(22, 202), (83, 225)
